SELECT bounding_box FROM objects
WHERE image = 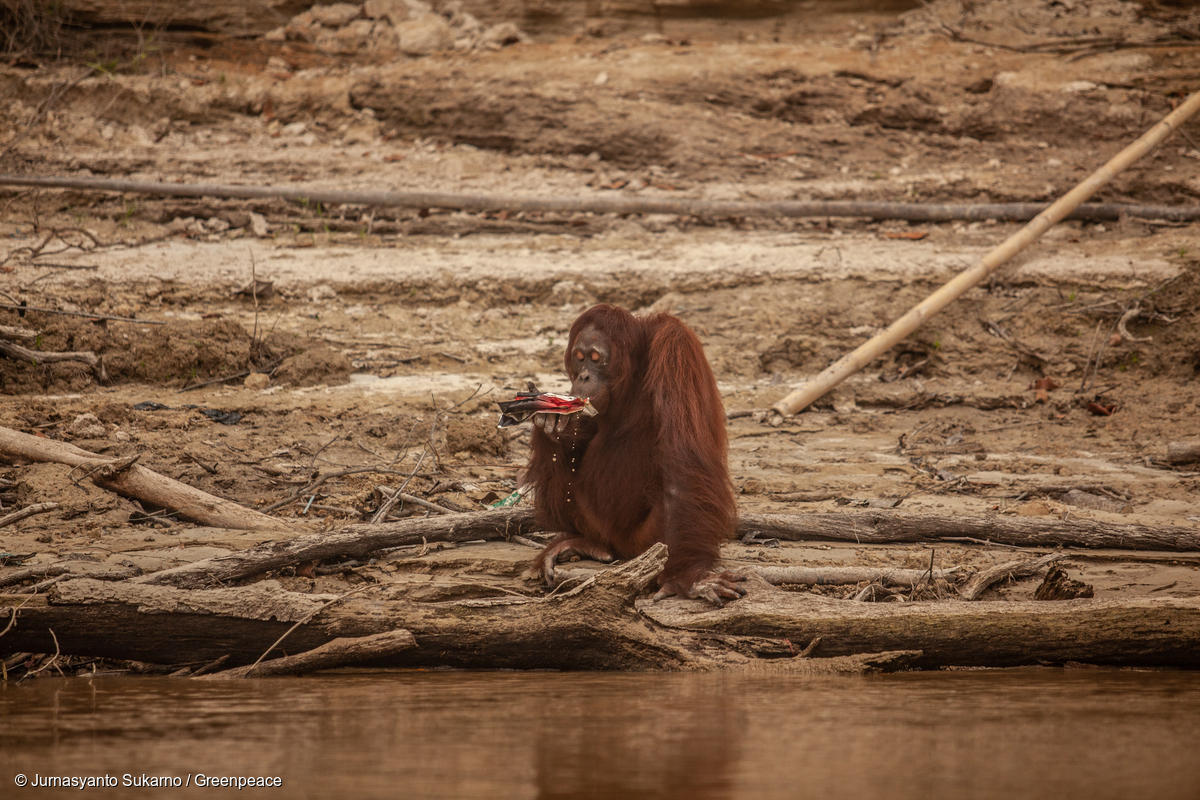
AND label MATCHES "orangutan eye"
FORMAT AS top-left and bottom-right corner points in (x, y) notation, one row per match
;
(573, 349), (584, 361)
(590, 351), (600, 362)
